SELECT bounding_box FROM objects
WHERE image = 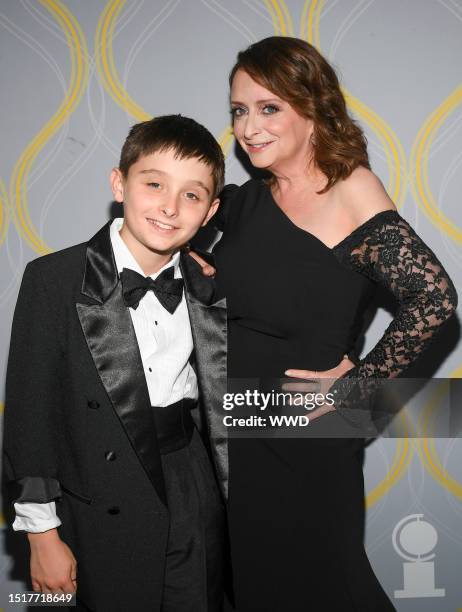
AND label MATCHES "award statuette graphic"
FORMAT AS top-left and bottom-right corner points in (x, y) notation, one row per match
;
(393, 514), (445, 599)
